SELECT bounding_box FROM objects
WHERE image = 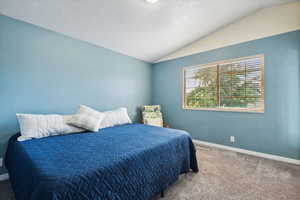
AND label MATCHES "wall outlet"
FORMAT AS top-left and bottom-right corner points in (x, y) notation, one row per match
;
(0, 158), (2, 167)
(230, 136), (235, 143)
